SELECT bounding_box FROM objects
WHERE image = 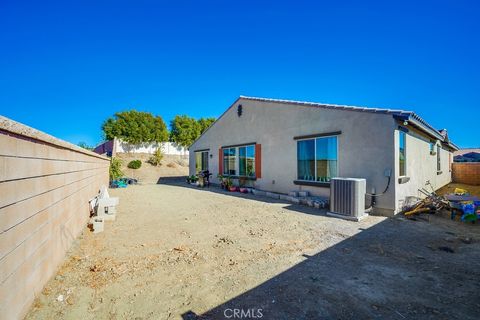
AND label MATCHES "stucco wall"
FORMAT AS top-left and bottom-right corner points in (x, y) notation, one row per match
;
(190, 98), (455, 216)
(0, 116), (109, 320)
(394, 126), (453, 211)
(190, 99), (397, 214)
